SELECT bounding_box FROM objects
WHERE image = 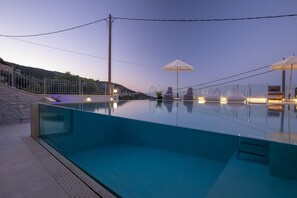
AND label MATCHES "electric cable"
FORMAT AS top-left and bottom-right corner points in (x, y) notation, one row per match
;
(9, 37), (106, 59)
(6, 37), (160, 70)
(114, 13), (297, 22)
(194, 70), (275, 91)
(0, 18), (107, 38)
(0, 12), (290, 97)
(145, 69), (275, 96)
(2, 13), (297, 38)
(178, 65), (271, 90)
(5, 37), (274, 96)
